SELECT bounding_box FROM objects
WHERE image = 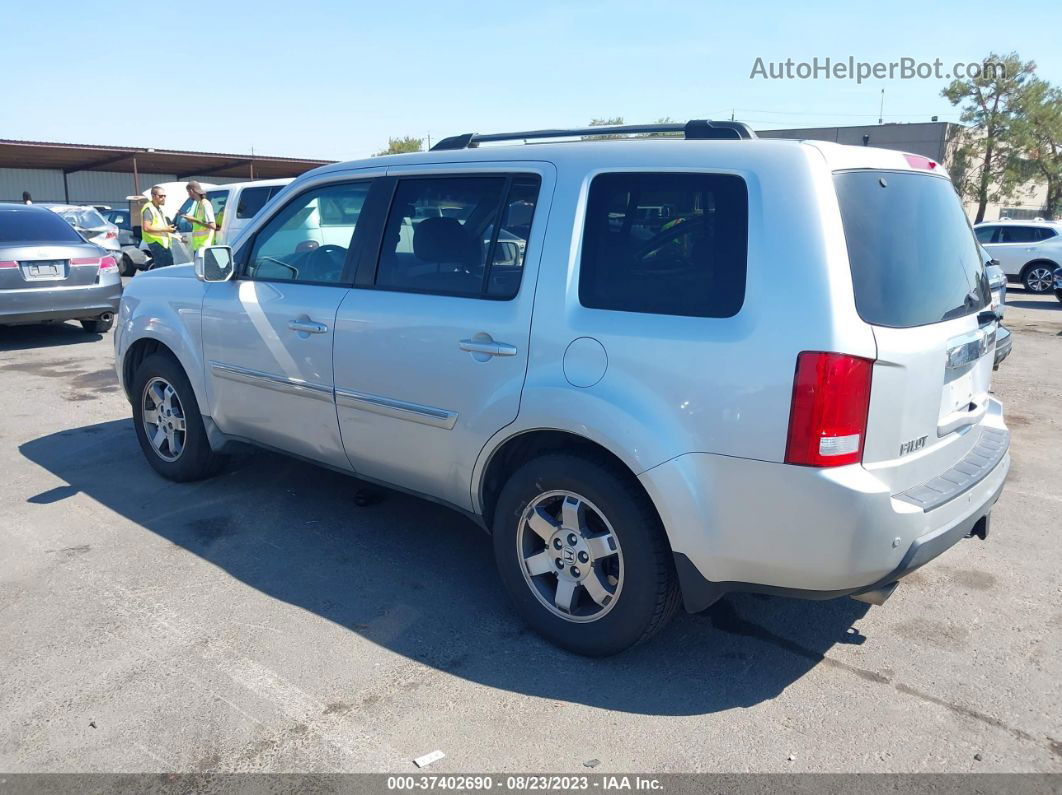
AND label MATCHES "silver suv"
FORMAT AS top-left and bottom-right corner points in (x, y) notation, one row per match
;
(115, 121), (1010, 656)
